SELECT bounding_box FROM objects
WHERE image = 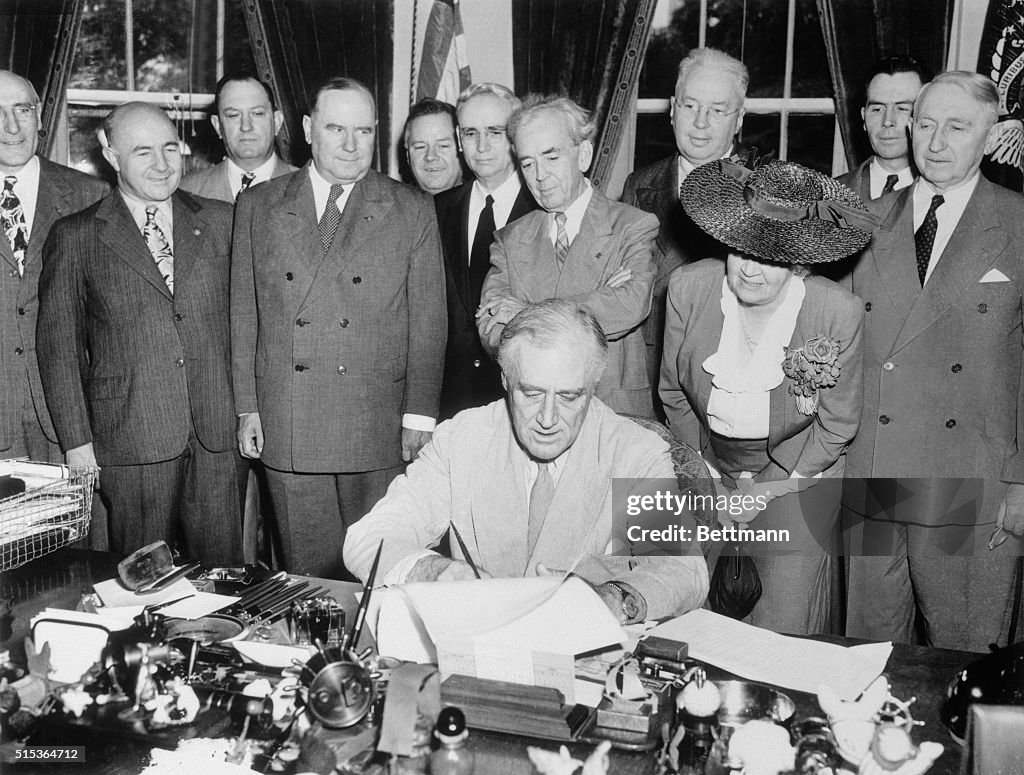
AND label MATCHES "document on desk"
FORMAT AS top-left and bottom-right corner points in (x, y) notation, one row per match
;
(648, 609), (892, 700)
(374, 576), (625, 704)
